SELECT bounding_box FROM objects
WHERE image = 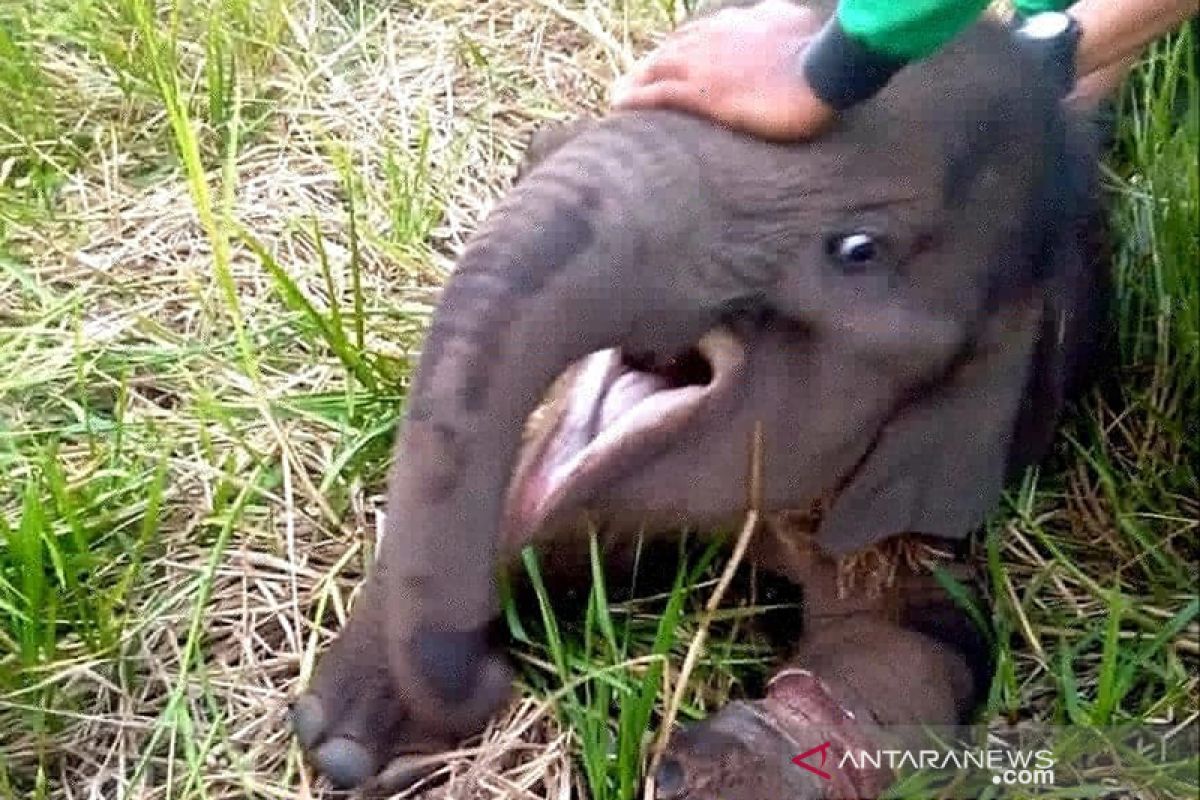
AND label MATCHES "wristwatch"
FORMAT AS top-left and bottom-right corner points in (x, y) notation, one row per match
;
(1014, 10), (1083, 98)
